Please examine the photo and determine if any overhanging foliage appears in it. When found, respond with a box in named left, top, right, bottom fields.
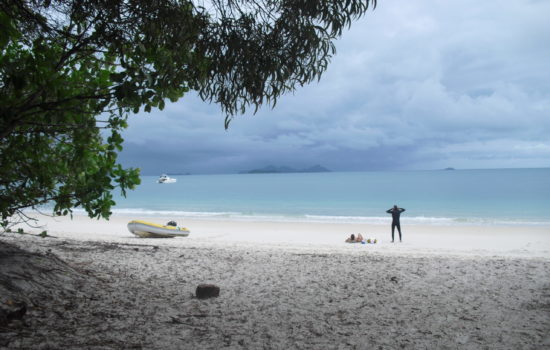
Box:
left=0, top=0, right=376, bottom=224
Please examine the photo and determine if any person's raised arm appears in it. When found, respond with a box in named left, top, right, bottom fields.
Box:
left=386, top=209, right=392, bottom=213
left=400, top=208, right=406, bottom=212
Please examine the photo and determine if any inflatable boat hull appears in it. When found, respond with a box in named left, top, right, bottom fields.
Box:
left=127, top=220, right=190, bottom=238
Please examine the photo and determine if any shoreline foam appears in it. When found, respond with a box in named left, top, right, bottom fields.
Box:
left=61, top=208, right=550, bottom=227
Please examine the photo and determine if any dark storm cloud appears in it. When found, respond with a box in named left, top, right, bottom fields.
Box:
left=119, top=0, right=550, bottom=174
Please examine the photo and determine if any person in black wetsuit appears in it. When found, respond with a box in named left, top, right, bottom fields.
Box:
left=386, top=205, right=405, bottom=242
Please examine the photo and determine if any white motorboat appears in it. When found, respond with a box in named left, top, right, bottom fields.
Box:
left=127, top=220, right=190, bottom=238
left=157, top=174, right=176, bottom=183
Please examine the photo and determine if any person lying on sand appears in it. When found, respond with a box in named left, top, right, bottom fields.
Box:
left=345, top=233, right=364, bottom=243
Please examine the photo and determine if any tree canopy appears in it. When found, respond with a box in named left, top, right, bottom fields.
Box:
left=0, top=0, right=376, bottom=225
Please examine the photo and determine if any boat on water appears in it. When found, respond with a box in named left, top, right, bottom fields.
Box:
left=157, top=174, right=176, bottom=183
left=127, top=220, right=190, bottom=238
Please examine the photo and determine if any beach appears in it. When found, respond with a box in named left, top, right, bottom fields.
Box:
left=1, top=214, right=549, bottom=349
left=10, top=214, right=550, bottom=257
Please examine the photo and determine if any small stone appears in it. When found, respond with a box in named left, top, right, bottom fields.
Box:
left=196, top=284, right=220, bottom=299
left=0, top=307, right=8, bottom=326
left=0, top=300, right=27, bottom=325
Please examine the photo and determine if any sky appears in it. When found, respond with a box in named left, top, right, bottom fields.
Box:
left=119, top=0, right=550, bottom=175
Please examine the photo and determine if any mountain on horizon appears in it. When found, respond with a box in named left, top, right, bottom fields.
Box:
left=242, top=164, right=330, bottom=174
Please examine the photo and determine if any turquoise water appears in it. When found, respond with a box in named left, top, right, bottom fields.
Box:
left=109, top=168, right=550, bottom=226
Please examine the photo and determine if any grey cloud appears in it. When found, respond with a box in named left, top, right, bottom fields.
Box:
left=118, top=0, right=550, bottom=174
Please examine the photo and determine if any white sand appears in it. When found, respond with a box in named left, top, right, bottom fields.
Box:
left=1, top=214, right=549, bottom=349
left=16, top=214, right=550, bottom=258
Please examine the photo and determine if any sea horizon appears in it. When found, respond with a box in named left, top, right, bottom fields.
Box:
left=140, top=166, right=550, bottom=176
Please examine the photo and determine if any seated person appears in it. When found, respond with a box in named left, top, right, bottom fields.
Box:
left=345, top=233, right=364, bottom=243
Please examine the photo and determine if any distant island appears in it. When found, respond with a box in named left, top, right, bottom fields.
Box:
left=443, top=167, right=456, bottom=171
left=242, top=165, right=330, bottom=174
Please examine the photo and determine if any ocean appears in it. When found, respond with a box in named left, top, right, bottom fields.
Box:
left=108, top=168, right=550, bottom=226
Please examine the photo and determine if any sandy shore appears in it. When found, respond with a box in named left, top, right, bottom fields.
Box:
left=12, top=214, right=550, bottom=257
left=1, top=215, right=549, bottom=349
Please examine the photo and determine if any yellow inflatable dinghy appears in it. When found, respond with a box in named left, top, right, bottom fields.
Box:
left=127, top=220, right=190, bottom=238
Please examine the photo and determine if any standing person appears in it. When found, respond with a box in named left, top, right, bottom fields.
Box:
left=386, top=205, right=405, bottom=242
